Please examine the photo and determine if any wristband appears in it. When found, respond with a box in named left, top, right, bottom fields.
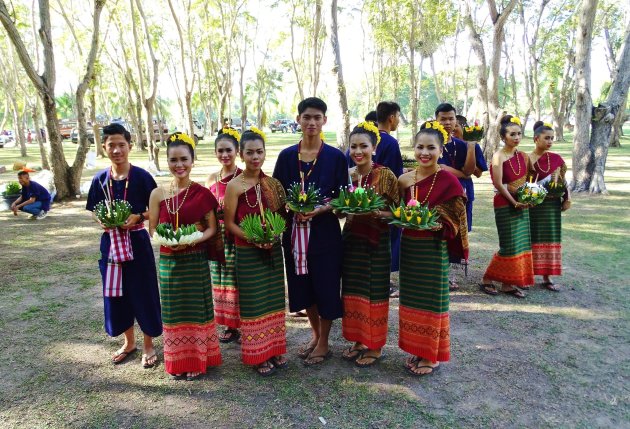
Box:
left=136, top=212, right=146, bottom=224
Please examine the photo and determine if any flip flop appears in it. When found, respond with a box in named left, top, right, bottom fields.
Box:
left=542, top=281, right=560, bottom=292
left=186, top=372, right=204, bottom=381
left=404, top=356, right=420, bottom=370
left=219, top=328, right=241, bottom=344
left=297, top=344, right=316, bottom=359
left=341, top=346, right=367, bottom=361
left=169, top=373, right=186, bottom=381
left=303, top=350, right=333, bottom=367
left=255, top=361, right=277, bottom=377
left=479, top=283, right=498, bottom=296
left=449, top=280, right=460, bottom=291
left=406, top=363, right=441, bottom=377
left=355, top=353, right=383, bottom=368
left=270, top=355, right=288, bottom=369
left=289, top=310, right=308, bottom=317
left=502, top=288, right=526, bottom=299
left=112, top=347, right=138, bottom=365
left=142, top=351, right=158, bottom=368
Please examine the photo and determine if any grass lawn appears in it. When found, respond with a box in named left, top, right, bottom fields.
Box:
left=0, top=129, right=629, bottom=428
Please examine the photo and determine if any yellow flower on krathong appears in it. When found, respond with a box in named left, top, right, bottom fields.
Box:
left=405, top=213, right=413, bottom=222
left=393, top=207, right=401, bottom=218
left=465, top=126, right=472, bottom=132
left=475, top=125, right=482, bottom=131
left=510, top=117, right=522, bottom=126
left=298, top=192, right=307, bottom=203
left=345, top=199, right=350, bottom=205
left=416, top=216, right=422, bottom=224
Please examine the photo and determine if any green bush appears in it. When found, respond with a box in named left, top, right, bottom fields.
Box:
left=2, top=182, right=21, bottom=197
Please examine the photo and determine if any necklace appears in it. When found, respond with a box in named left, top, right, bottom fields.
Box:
left=356, top=163, right=373, bottom=188
left=413, top=166, right=440, bottom=205
left=297, top=140, right=324, bottom=191
left=218, top=166, right=240, bottom=185
left=537, top=152, right=551, bottom=173
left=215, top=167, right=241, bottom=209
left=164, top=180, right=193, bottom=215
left=107, top=165, right=131, bottom=202
left=241, top=173, right=262, bottom=209
left=504, top=149, right=522, bottom=176
left=443, top=140, right=456, bottom=165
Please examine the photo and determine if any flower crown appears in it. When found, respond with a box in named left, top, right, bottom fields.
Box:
left=509, top=117, right=522, bottom=126
left=423, top=120, right=449, bottom=144
left=356, top=121, right=381, bottom=145
left=249, top=126, right=266, bottom=142
left=220, top=127, right=241, bottom=142
left=543, top=122, right=553, bottom=128
left=169, top=132, right=195, bottom=150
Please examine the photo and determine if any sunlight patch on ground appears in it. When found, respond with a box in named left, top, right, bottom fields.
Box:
left=452, top=302, right=619, bottom=320
left=342, top=378, right=424, bottom=402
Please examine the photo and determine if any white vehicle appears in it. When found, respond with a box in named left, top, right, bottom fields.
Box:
left=192, top=119, right=204, bottom=141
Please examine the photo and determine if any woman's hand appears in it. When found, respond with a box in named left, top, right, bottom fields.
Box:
left=430, top=222, right=443, bottom=231
left=255, top=242, right=274, bottom=250
left=561, top=200, right=572, bottom=212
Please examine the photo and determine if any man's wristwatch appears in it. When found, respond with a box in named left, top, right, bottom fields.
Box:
left=136, top=212, right=146, bottom=224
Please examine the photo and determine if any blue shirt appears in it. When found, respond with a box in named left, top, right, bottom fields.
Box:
left=273, top=143, right=349, bottom=254
left=346, top=130, right=404, bottom=177
left=20, top=180, right=51, bottom=211
left=437, top=137, right=488, bottom=202
left=86, top=165, right=157, bottom=214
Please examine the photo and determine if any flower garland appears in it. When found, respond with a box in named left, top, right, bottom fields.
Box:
left=423, top=120, right=449, bottom=144
left=249, top=126, right=266, bottom=142
left=169, top=132, right=196, bottom=150
left=509, top=117, right=522, bottom=126
left=356, top=121, right=381, bottom=145
left=220, top=127, right=241, bottom=142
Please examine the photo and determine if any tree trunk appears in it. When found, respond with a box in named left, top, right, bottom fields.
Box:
left=312, top=0, right=323, bottom=96
left=409, top=7, right=418, bottom=138
left=570, top=0, right=599, bottom=192
left=430, top=53, right=443, bottom=103
left=289, top=4, right=304, bottom=100
left=330, top=0, right=349, bottom=151
left=32, top=103, right=50, bottom=170
left=11, top=98, right=27, bottom=157
left=609, top=91, right=627, bottom=147
left=90, top=90, right=105, bottom=157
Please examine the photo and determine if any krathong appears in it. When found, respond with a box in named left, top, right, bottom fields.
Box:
left=239, top=209, right=286, bottom=244
left=516, top=182, right=547, bottom=206
left=286, top=182, right=322, bottom=213
left=387, top=200, right=441, bottom=230
left=153, top=223, right=203, bottom=246
left=463, top=125, right=484, bottom=141
left=331, top=185, right=385, bottom=214
left=94, top=199, right=133, bottom=228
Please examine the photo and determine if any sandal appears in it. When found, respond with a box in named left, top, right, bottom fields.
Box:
left=219, top=328, right=241, bottom=344
left=270, top=355, right=288, bottom=369
left=303, top=350, right=333, bottom=367
left=186, top=372, right=203, bottom=381
left=502, top=288, right=526, bottom=299
left=542, top=281, right=560, bottom=292
left=342, top=345, right=367, bottom=361
left=255, top=360, right=277, bottom=377
left=449, top=280, right=460, bottom=292
left=404, top=355, right=420, bottom=370
left=355, top=352, right=383, bottom=368
left=479, top=283, right=498, bottom=296
left=112, top=347, right=138, bottom=365
left=141, top=351, right=158, bottom=368
left=406, top=362, right=441, bottom=377
left=297, top=344, right=316, bottom=359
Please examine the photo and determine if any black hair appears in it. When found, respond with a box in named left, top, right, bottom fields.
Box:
left=456, top=115, right=468, bottom=128
left=376, top=101, right=401, bottom=123
left=239, top=130, right=265, bottom=152
left=349, top=124, right=378, bottom=146
left=102, top=123, right=131, bottom=144
left=17, top=170, right=29, bottom=177
left=297, top=97, right=327, bottom=115
left=364, top=111, right=378, bottom=123
left=166, top=132, right=195, bottom=158
left=533, top=120, right=553, bottom=137
left=434, top=103, right=456, bottom=118
left=215, top=128, right=239, bottom=149
left=499, top=115, right=521, bottom=138
left=415, top=122, right=446, bottom=147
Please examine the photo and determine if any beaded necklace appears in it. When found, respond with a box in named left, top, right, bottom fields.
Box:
left=164, top=179, right=193, bottom=230
left=241, top=173, right=262, bottom=209
left=215, top=167, right=242, bottom=208
left=504, top=149, right=522, bottom=176
left=297, top=140, right=324, bottom=192
left=536, top=152, right=551, bottom=173
left=107, top=165, right=131, bottom=202
left=355, top=163, right=373, bottom=188
left=413, top=166, right=441, bottom=205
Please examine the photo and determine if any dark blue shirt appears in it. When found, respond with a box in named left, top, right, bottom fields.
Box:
left=86, top=165, right=157, bottom=214
left=437, top=137, right=488, bottom=202
left=346, top=130, right=404, bottom=177
left=273, top=143, right=349, bottom=254
left=20, top=180, right=51, bottom=211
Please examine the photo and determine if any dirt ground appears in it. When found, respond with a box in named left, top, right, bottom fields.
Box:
left=1, top=184, right=628, bottom=429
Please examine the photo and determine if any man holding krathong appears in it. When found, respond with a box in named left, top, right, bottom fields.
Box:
left=273, top=97, right=348, bottom=366
left=86, top=123, right=162, bottom=368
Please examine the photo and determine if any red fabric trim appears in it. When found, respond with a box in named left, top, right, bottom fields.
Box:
left=399, top=305, right=450, bottom=363
left=342, top=295, right=389, bottom=349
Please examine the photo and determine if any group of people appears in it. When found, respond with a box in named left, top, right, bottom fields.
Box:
left=85, top=97, right=570, bottom=381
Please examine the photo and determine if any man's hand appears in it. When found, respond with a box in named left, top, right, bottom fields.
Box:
left=296, top=205, right=329, bottom=222
left=121, top=214, right=142, bottom=230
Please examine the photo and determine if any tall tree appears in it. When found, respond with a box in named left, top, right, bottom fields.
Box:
left=330, top=0, right=349, bottom=151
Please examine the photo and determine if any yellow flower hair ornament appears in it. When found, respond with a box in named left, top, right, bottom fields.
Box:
left=422, top=120, right=449, bottom=144
left=169, top=132, right=196, bottom=150
left=221, top=127, right=241, bottom=142
left=249, top=126, right=266, bottom=142
left=543, top=122, right=553, bottom=128
left=509, top=117, right=522, bottom=126
left=319, top=131, right=325, bottom=141
left=356, top=121, right=381, bottom=145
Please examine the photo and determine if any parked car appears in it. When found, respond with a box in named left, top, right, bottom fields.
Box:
left=270, top=119, right=297, bottom=133
left=0, top=131, right=14, bottom=148
left=231, top=118, right=253, bottom=133
left=58, top=119, right=77, bottom=139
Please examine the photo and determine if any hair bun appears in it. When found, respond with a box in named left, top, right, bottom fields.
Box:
left=500, top=115, right=514, bottom=125
left=533, top=120, right=544, bottom=132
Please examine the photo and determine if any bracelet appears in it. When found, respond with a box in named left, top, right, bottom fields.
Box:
left=136, top=212, right=146, bottom=224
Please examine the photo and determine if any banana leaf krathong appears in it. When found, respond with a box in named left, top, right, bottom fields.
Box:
left=330, top=185, right=385, bottom=214
left=286, top=182, right=322, bottom=213
left=152, top=222, right=203, bottom=246
left=386, top=200, right=441, bottom=230
left=239, top=209, right=286, bottom=244
left=94, top=199, right=133, bottom=228
left=516, top=182, right=547, bottom=206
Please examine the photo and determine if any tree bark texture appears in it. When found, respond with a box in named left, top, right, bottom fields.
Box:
left=330, top=0, right=350, bottom=151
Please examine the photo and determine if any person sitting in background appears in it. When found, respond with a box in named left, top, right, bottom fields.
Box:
left=11, top=171, right=51, bottom=219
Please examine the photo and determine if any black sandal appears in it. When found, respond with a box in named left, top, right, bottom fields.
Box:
left=479, top=283, right=498, bottom=296
left=270, top=355, right=288, bottom=369
left=219, top=328, right=241, bottom=344
left=255, top=360, right=277, bottom=377
left=502, top=288, right=526, bottom=299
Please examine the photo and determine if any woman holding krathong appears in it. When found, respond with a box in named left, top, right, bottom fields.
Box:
left=206, top=128, right=243, bottom=344
left=224, top=128, right=288, bottom=377
left=480, top=115, right=534, bottom=298
left=149, top=132, right=223, bottom=381
left=396, top=121, right=468, bottom=377
left=339, top=122, right=399, bottom=368
left=527, top=121, right=571, bottom=292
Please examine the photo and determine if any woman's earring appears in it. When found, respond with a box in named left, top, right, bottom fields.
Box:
left=372, top=151, right=376, bottom=156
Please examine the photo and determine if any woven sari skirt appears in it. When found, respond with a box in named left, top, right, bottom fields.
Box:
left=211, top=224, right=240, bottom=329
left=235, top=244, right=286, bottom=365
left=341, top=228, right=390, bottom=350
left=484, top=206, right=534, bottom=286
left=399, top=234, right=450, bottom=363
left=159, top=249, right=222, bottom=375
left=529, top=198, right=562, bottom=276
